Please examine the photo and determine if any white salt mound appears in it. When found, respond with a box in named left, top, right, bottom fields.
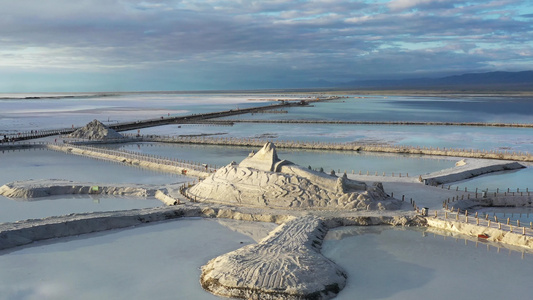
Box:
left=69, top=119, right=123, bottom=140
left=189, top=142, right=400, bottom=210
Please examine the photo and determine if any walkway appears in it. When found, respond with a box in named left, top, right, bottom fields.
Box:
left=1, top=101, right=307, bottom=142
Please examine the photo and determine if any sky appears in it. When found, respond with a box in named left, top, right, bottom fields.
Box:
left=1, top=0, right=532, bottom=92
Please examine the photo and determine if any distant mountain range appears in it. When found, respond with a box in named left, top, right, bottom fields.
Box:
left=331, top=71, right=533, bottom=90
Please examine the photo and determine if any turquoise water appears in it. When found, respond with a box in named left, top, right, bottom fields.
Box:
left=477, top=208, right=533, bottom=224
left=449, top=167, right=533, bottom=193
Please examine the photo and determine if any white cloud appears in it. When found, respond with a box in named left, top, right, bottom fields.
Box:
left=0, top=0, right=531, bottom=91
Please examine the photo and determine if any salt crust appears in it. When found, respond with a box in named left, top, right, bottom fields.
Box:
left=68, top=119, right=123, bottom=140
left=189, top=143, right=401, bottom=211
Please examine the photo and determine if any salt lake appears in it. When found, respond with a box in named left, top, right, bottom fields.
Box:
left=2, top=92, right=533, bottom=299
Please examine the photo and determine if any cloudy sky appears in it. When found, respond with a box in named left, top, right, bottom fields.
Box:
left=1, top=0, right=532, bottom=92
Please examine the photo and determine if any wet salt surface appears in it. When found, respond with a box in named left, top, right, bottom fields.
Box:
left=322, top=226, right=533, bottom=300
left=0, top=93, right=274, bottom=133
left=0, top=218, right=256, bottom=300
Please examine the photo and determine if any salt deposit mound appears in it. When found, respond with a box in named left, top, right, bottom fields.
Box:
left=188, top=142, right=400, bottom=210
left=69, top=119, right=123, bottom=140
left=201, top=215, right=347, bottom=300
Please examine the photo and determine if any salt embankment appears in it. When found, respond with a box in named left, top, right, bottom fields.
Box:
left=188, top=143, right=401, bottom=211
left=426, top=217, right=533, bottom=250
left=47, top=144, right=210, bottom=178
left=0, top=206, right=202, bottom=251
left=201, top=215, right=347, bottom=300
left=0, top=179, right=180, bottom=206
left=143, top=135, right=533, bottom=162
left=0, top=197, right=422, bottom=251
left=421, top=158, right=525, bottom=186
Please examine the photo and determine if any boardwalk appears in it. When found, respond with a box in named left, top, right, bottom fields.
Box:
left=1, top=101, right=307, bottom=142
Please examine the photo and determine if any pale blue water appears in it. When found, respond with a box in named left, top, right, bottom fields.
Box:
left=323, top=226, right=533, bottom=300
left=2, top=92, right=533, bottom=299
left=0, top=218, right=255, bottom=300
left=0, top=148, right=184, bottom=185
left=0, top=195, right=162, bottom=224
left=477, top=208, right=533, bottom=224
left=0, top=148, right=186, bottom=222
left=236, top=95, right=533, bottom=123
left=448, top=167, right=533, bottom=193
left=2, top=219, right=531, bottom=300
left=99, top=143, right=455, bottom=175
left=128, top=122, right=533, bottom=153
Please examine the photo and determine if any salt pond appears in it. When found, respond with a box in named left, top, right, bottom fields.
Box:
left=0, top=149, right=185, bottom=223
left=0, top=218, right=260, bottom=300
left=128, top=122, right=533, bottom=153
left=239, top=95, right=533, bottom=123
left=322, top=226, right=533, bottom=300
left=2, top=92, right=533, bottom=299
left=448, top=166, right=533, bottom=193
left=2, top=220, right=531, bottom=300
left=100, top=143, right=455, bottom=176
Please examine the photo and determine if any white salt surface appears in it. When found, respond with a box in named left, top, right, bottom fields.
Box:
left=0, top=218, right=259, bottom=300
left=322, top=226, right=533, bottom=300
left=0, top=93, right=273, bottom=132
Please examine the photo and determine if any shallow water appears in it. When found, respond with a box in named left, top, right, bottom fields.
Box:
left=476, top=207, right=533, bottom=224
left=240, top=95, right=533, bottom=123
left=0, top=148, right=185, bottom=185
left=0, top=195, right=162, bottom=224
left=2, top=92, right=533, bottom=299
left=0, top=218, right=256, bottom=300
left=322, top=226, right=533, bottom=300
left=127, top=121, right=533, bottom=153
left=448, top=167, right=533, bottom=193
left=100, top=142, right=455, bottom=176
left=3, top=221, right=531, bottom=300
left=0, top=148, right=186, bottom=222
left=0, top=93, right=274, bottom=133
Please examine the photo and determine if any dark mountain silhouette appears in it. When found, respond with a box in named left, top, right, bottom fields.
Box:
left=336, top=71, right=533, bottom=90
